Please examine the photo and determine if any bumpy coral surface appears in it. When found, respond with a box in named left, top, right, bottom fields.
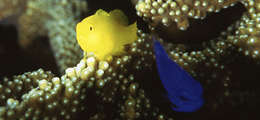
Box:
left=0, top=0, right=259, bottom=120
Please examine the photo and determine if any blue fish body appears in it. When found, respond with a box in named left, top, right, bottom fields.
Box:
left=153, top=38, right=204, bottom=112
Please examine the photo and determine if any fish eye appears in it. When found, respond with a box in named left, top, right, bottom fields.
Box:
left=90, top=26, right=93, bottom=31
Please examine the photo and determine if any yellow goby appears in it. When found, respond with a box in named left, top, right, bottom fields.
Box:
left=76, top=9, right=138, bottom=60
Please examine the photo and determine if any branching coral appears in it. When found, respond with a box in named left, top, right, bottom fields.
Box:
left=0, top=0, right=26, bottom=20
left=16, top=0, right=87, bottom=73
left=0, top=0, right=259, bottom=120
left=1, top=0, right=87, bottom=73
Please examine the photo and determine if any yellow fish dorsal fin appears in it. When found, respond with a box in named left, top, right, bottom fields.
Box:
left=95, top=9, right=110, bottom=17
left=109, top=9, right=128, bottom=25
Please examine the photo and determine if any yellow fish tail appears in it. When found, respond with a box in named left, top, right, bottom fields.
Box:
left=113, top=22, right=137, bottom=56
left=127, top=22, right=138, bottom=43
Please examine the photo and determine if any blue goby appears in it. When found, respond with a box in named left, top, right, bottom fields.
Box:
left=153, top=38, right=204, bottom=112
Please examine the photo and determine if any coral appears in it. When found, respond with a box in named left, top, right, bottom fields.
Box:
left=0, top=0, right=26, bottom=20
left=17, top=0, right=87, bottom=73
left=42, top=0, right=87, bottom=73
left=134, top=0, right=240, bottom=30
left=229, top=7, right=260, bottom=58
left=1, top=0, right=87, bottom=73
left=0, top=0, right=259, bottom=120
left=0, top=30, right=172, bottom=119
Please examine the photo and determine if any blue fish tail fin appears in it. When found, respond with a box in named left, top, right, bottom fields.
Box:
left=153, top=37, right=204, bottom=112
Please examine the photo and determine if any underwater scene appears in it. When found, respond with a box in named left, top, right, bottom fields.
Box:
left=0, top=0, right=259, bottom=119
